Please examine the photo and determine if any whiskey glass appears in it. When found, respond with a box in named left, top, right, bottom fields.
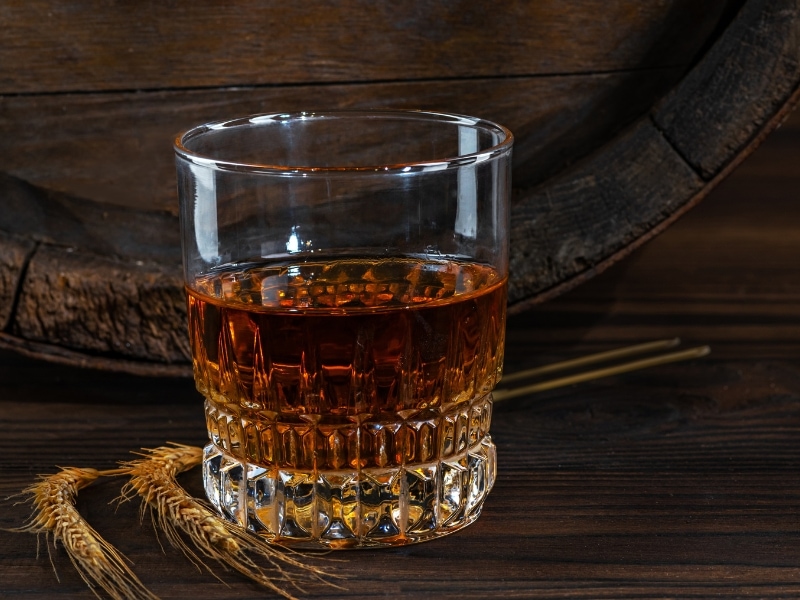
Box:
left=175, top=110, right=512, bottom=548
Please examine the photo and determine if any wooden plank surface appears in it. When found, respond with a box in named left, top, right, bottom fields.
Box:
left=1, top=103, right=798, bottom=598
left=4, top=0, right=797, bottom=372
left=0, top=232, right=35, bottom=330
left=653, top=0, right=800, bottom=178
left=508, top=118, right=704, bottom=307
left=0, top=70, right=683, bottom=213
left=12, top=245, right=189, bottom=363
left=0, top=0, right=730, bottom=94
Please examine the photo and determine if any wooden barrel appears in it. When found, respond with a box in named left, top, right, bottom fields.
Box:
left=1, top=0, right=798, bottom=376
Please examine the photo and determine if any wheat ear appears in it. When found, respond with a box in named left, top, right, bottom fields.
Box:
left=12, top=466, right=158, bottom=600
left=118, top=443, right=340, bottom=600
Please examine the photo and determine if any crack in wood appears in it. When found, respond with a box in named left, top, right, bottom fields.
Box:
left=648, top=113, right=706, bottom=182
left=3, top=240, right=40, bottom=336
left=0, top=65, right=693, bottom=99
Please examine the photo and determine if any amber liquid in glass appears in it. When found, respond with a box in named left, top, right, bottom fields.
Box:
left=189, top=257, right=505, bottom=545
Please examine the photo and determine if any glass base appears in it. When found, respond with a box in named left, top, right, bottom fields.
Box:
left=202, top=435, right=496, bottom=549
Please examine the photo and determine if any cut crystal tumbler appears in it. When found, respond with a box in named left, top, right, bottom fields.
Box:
left=175, top=110, right=512, bottom=547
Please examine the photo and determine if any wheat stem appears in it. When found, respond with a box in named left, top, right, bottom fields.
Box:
left=118, top=443, right=341, bottom=600
left=12, top=466, right=158, bottom=600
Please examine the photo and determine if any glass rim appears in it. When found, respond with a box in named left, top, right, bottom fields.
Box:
left=174, top=109, right=514, bottom=176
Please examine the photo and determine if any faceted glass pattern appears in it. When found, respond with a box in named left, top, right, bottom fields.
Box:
left=205, top=393, right=493, bottom=470
left=204, top=434, right=496, bottom=548
left=177, top=111, right=512, bottom=548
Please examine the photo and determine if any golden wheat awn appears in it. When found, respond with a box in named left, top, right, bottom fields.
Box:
left=119, top=443, right=340, bottom=600
left=13, top=466, right=158, bottom=600
left=11, top=444, right=341, bottom=599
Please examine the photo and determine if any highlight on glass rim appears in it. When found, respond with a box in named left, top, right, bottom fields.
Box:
left=175, top=110, right=513, bottom=548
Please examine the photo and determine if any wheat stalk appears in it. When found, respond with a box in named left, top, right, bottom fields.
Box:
left=12, top=466, right=158, bottom=600
left=118, top=443, right=340, bottom=600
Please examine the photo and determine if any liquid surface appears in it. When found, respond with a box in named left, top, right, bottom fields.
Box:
left=188, top=257, right=506, bottom=419
left=189, top=257, right=505, bottom=473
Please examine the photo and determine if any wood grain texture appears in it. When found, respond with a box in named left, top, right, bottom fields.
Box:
left=506, top=116, right=800, bottom=364
left=0, top=70, right=684, bottom=371
left=508, top=119, right=704, bottom=308
left=1, top=113, right=799, bottom=598
left=653, top=0, right=800, bottom=178
left=0, top=69, right=684, bottom=213
left=0, top=231, right=35, bottom=330
left=0, top=0, right=798, bottom=373
left=0, top=173, right=180, bottom=263
left=0, top=0, right=729, bottom=94
left=506, top=0, right=800, bottom=312
left=0, top=332, right=192, bottom=377
left=12, top=245, right=189, bottom=364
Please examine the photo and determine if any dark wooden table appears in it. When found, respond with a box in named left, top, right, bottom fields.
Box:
left=2, top=113, right=799, bottom=599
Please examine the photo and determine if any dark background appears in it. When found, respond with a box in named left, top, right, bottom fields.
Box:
left=1, top=102, right=798, bottom=600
